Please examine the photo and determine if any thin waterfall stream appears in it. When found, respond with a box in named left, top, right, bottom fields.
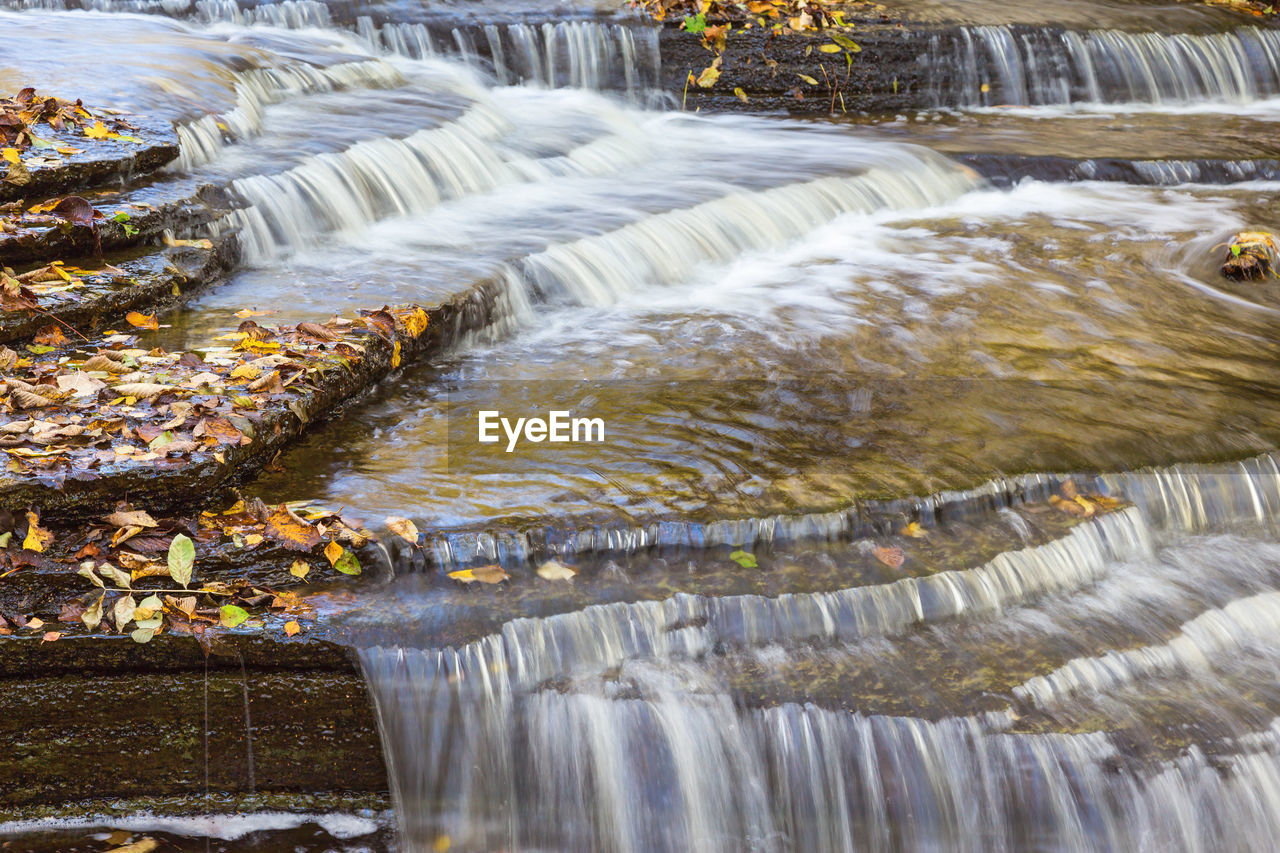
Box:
left=3, top=0, right=1280, bottom=850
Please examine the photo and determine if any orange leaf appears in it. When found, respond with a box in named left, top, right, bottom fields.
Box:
left=284, top=620, right=301, bottom=636
left=125, top=311, right=159, bottom=330
left=872, top=546, right=905, bottom=569
left=264, top=505, right=322, bottom=551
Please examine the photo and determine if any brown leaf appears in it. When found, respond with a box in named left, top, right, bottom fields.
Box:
left=105, top=509, right=158, bottom=529
left=51, top=195, right=100, bottom=227
left=194, top=416, right=247, bottom=446
left=297, top=321, right=340, bottom=342
left=265, top=505, right=322, bottom=551
left=32, top=324, right=67, bottom=346
left=113, top=382, right=172, bottom=400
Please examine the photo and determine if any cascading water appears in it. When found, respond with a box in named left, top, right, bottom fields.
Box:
left=927, top=25, right=1280, bottom=106
left=361, top=462, right=1280, bottom=852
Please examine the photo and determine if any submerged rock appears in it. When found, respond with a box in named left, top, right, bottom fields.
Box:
left=1221, top=230, right=1278, bottom=281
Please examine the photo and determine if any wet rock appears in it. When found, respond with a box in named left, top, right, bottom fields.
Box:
left=0, top=116, right=179, bottom=205
left=0, top=179, right=230, bottom=265
left=1221, top=231, right=1278, bottom=281
left=0, top=276, right=512, bottom=522
left=0, top=236, right=238, bottom=344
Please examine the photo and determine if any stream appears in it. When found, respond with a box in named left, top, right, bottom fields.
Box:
left=4, top=0, right=1280, bottom=850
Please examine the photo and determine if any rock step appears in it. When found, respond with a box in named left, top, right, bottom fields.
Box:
left=0, top=116, right=179, bottom=205
left=1, top=179, right=230, bottom=266
left=0, top=238, right=237, bottom=345
left=0, top=276, right=510, bottom=522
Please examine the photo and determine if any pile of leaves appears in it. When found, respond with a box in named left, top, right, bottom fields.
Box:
left=632, top=0, right=846, bottom=28
left=0, top=497, right=374, bottom=642
left=3, top=88, right=143, bottom=186
left=633, top=0, right=872, bottom=105
left=0, top=304, right=430, bottom=488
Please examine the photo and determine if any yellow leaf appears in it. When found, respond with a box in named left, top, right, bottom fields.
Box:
left=284, top=620, right=301, bottom=636
left=797, top=73, right=819, bottom=85
left=324, top=539, right=343, bottom=565
left=84, top=120, right=110, bottom=140
left=391, top=340, right=402, bottom=368
left=448, top=564, right=510, bottom=584
left=900, top=522, right=927, bottom=538
left=385, top=515, right=419, bottom=544
left=1, top=148, right=19, bottom=164
left=400, top=307, right=429, bottom=338
left=289, top=560, right=311, bottom=579
left=23, top=511, right=52, bottom=553
left=733, top=87, right=749, bottom=103
left=125, top=311, right=159, bottom=331
left=696, top=65, right=721, bottom=88
left=819, top=43, right=842, bottom=53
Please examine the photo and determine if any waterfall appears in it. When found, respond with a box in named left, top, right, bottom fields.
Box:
left=1015, top=589, right=1280, bottom=709
left=927, top=25, right=1280, bottom=106
left=195, top=0, right=331, bottom=28
left=514, top=163, right=980, bottom=307
left=174, top=59, right=405, bottom=170
left=362, top=645, right=1280, bottom=852
left=358, top=17, right=661, bottom=96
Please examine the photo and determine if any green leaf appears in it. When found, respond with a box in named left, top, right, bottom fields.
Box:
left=26, top=344, right=55, bottom=355
left=729, top=549, right=758, bottom=568
left=219, top=604, right=249, bottom=628
left=168, top=533, right=195, bottom=588
left=1232, top=244, right=1242, bottom=257
left=830, top=34, right=861, bottom=52
left=149, top=430, right=174, bottom=450
left=111, top=211, right=131, bottom=223
left=682, top=12, right=707, bottom=34
left=334, top=548, right=362, bottom=576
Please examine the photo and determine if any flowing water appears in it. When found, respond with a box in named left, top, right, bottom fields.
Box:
left=5, top=0, right=1280, bottom=850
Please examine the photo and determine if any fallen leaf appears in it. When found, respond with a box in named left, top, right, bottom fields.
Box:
left=385, top=515, right=418, bottom=544
left=448, top=564, right=508, bottom=584
left=113, top=594, right=136, bottom=630
left=106, top=509, right=158, bottom=529
left=167, top=532, right=195, bottom=588
left=333, top=548, right=361, bottom=576
left=873, top=546, right=905, bottom=569
left=41, top=631, right=61, bottom=642
left=22, top=511, right=52, bottom=552
left=219, top=604, right=249, bottom=628
left=900, top=522, right=927, bottom=538
left=81, top=591, right=104, bottom=630
left=289, top=559, right=310, bottom=579
left=324, top=539, right=343, bottom=565
left=125, top=311, right=159, bottom=330
left=284, top=620, right=301, bottom=636
left=536, top=559, right=576, bottom=581
left=729, top=549, right=757, bottom=568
